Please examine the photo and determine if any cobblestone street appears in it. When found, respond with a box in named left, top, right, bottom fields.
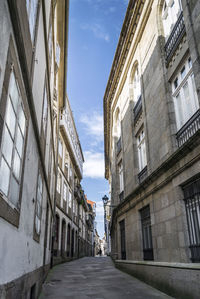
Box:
left=40, top=257, right=173, bottom=299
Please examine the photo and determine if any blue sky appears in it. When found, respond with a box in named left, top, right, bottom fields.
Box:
left=67, top=0, right=128, bottom=238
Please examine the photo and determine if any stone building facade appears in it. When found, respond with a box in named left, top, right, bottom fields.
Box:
left=53, top=95, right=82, bottom=262
left=0, top=0, right=69, bottom=297
left=104, top=0, right=200, bottom=297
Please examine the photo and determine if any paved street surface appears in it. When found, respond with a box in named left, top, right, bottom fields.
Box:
left=40, top=257, right=173, bottom=299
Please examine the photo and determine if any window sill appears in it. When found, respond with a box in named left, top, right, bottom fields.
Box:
left=0, top=194, right=20, bottom=227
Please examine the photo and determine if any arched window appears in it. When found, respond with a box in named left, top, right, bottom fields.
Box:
left=67, top=223, right=71, bottom=257
left=114, top=108, right=121, bottom=138
left=55, top=214, right=60, bottom=243
left=162, top=0, right=182, bottom=40
left=61, top=220, right=66, bottom=256
left=133, top=66, right=141, bottom=102
left=54, top=214, right=60, bottom=256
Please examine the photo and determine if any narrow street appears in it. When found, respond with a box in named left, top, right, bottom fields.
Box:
left=40, top=257, right=172, bottom=299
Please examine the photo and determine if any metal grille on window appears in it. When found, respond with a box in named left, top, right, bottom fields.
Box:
left=119, top=219, right=126, bottom=260
left=183, top=179, right=200, bottom=262
left=140, top=205, right=154, bottom=260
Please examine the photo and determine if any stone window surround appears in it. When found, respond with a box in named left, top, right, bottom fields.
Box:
left=0, top=37, right=29, bottom=228
left=171, top=54, right=199, bottom=132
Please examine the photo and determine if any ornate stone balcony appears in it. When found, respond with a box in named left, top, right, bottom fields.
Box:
left=164, top=11, right=186, bottom=65
left=176, top=109, right=200, bottom=147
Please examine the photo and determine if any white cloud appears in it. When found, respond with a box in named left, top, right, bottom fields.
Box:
left=95, top=200, right=104, bottom=216
left=80, top=111, right=103, bottom=143
left=83, top=151, right=104, bottom=179
left=80, top=23, right=110, bottom=42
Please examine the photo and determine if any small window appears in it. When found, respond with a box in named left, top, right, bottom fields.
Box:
left=140, top=205, right=154, bottom=260
left=188, top=57, right=192, bottom=68
left=174, top=77, right=178, bottom=89
left=181, top=66, right=186, bottom=79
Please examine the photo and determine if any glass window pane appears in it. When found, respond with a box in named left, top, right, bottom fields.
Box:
left=190, top=74, right=199, bottom=111
left=174, top=93, right=184, bottom=129
left=37, top=185, right=42, bottom=203
left=16, top=126, right=24, bottom=158
left=5, top=98, right=16, bottom=139
left=2, top=126, right=14, bottom=166
left=9, top=74, right=19, bottom=112
left=183, top=82, right=192, bottom=121
left=10, top=175, right=19, bottom=207
left=19, top=105, right=26, bottom=136
left=35, top=215, right=41, bottom=234
left=13, top=150, right=21, bottom=180
left=38, top=173, right=43, bottom=194
left=0, top=158, right=10, bottom=196
left=36, top=200, right=41, bottom=218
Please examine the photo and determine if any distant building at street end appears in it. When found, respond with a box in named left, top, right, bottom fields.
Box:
left=86, top=199, right=96, bottom=256
left=94, top=227, right=101, bottom=256
left=104, top=0, right=200, bottom=298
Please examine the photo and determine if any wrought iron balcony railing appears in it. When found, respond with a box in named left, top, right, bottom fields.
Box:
left=176, top=109, right=200, bottom=147
left=116, top=136, right=122, bottom=155
left=164, top=11, right=186, bottom=65
left=138, top=165, right=147, bottom=184
left=133, top=95, right=142, bottom=123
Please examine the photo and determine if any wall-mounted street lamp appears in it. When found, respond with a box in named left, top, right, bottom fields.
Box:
left=102, top=195, right=109, bottom=205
